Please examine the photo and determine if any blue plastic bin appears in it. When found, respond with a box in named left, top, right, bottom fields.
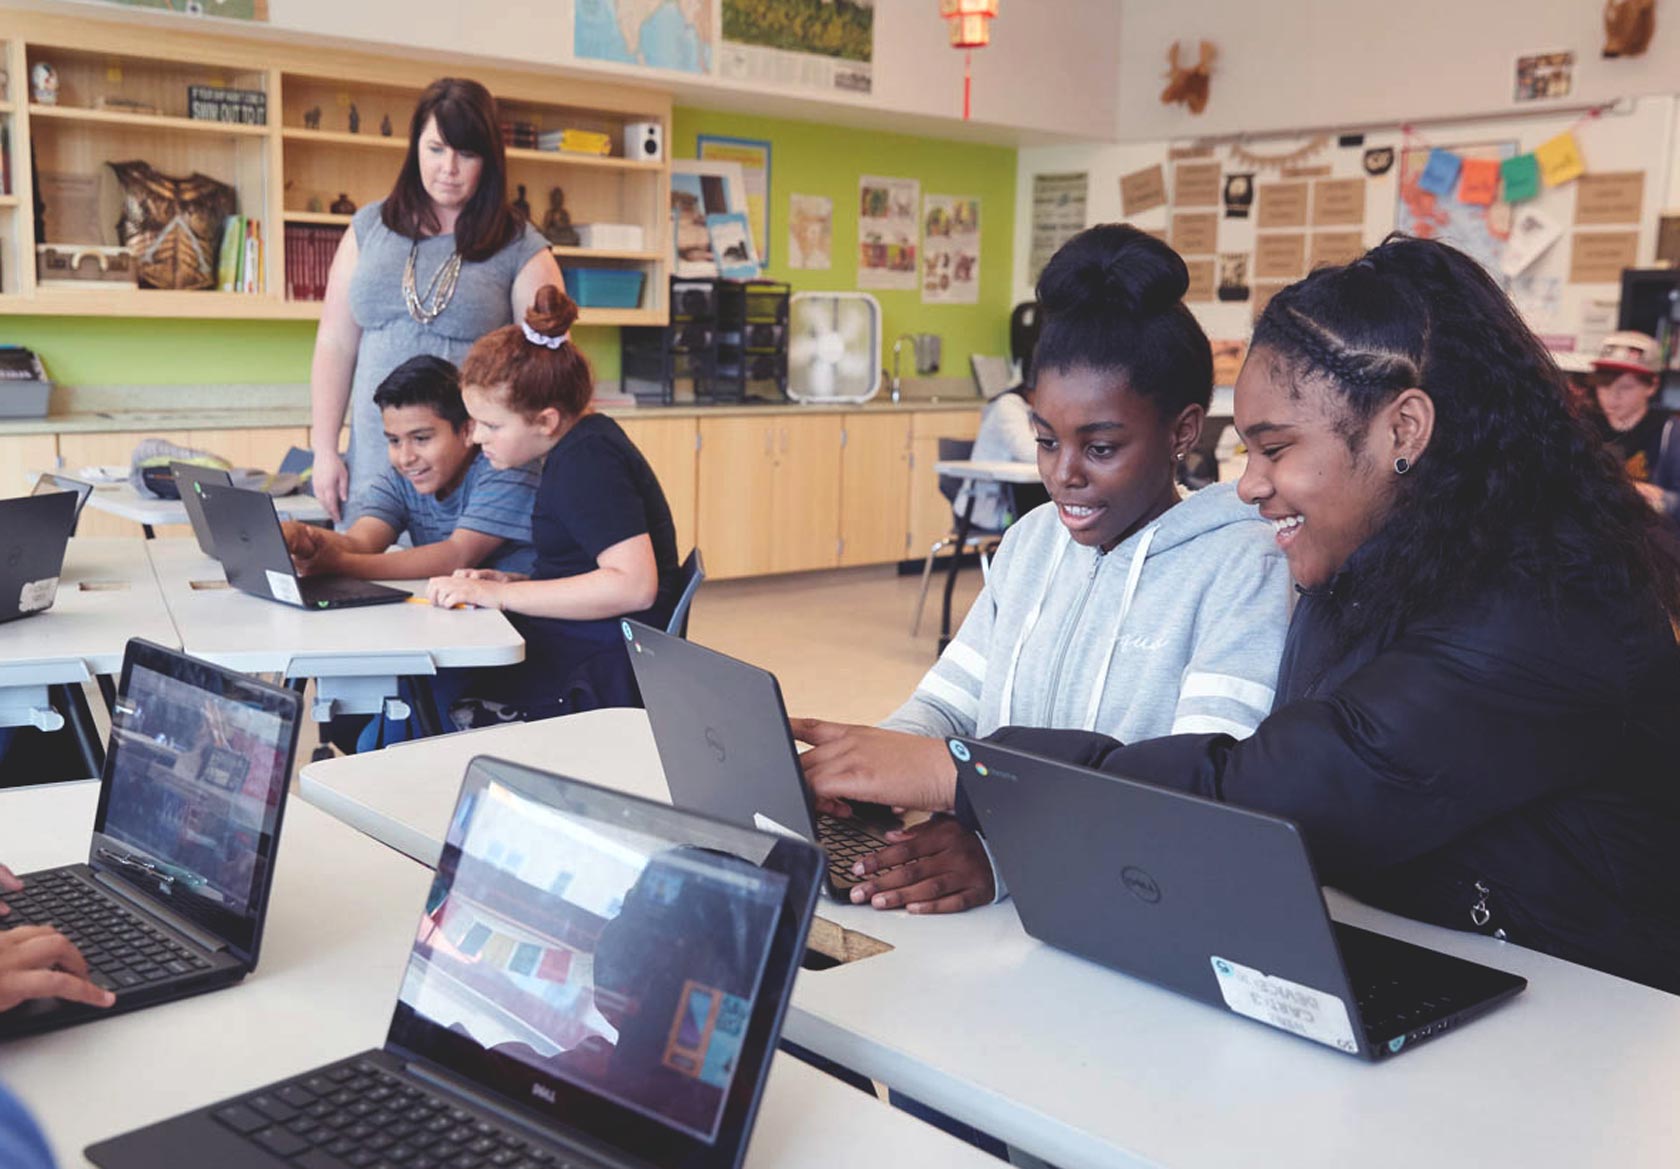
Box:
left=562, top=267, right=646, bottom=309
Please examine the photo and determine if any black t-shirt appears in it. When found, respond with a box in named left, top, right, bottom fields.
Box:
left=1597, top=407, right=1671, bottom=483
left=531, top=413, right=681, bottom=630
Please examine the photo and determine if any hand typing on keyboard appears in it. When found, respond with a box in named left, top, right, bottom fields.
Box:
left=844, top=818, right=996, bottom=916
left=0, top=911, right=117, bottom=1013
left=0, top=863, right=20, bottom=917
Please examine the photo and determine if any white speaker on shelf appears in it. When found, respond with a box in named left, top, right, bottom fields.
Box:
left=625, top=122, right=663, bottom=162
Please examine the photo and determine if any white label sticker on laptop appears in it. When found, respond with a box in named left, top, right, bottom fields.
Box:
left=752, top=812, right=812, bottom=843
left=19, top=577, right=58, bottom=612
left=1211, top=956, right=1359, bottom=1054
left=265, top=569, right=303, bottom=606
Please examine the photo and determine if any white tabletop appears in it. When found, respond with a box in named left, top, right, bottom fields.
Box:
left=0, top=539, right=178, bottom=677
left=145, top=539, right=524, bottom=676
left=933, top=459, right=1041, bottom=484
left=0, top=781, right=998, bottom=1169
left=77, top=479, right=330, bottom=527
left=299, top=709, right=1680, bottom=1169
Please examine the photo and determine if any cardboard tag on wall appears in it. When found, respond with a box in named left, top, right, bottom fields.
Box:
left=1308, top=232, right=1365, bottom=269
left=1184, top=257, right=1217, bottom=302
left=1172, top=211, right=1219, bottom=255
left=1310, top=178, right=1366, bottom=227
left=1573, top=171, right=1644, bottom=225
left=1121, top=165, right=1168, bottom=216
left=1257, top=182, right=1309, bottom=229
left=1174, top=161, right=1222, bottom=208
left=1568, top=230, right=1639, bottom=283
left=1255, top=233, right=1306, bottom=279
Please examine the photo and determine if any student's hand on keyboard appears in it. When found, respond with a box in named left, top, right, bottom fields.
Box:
left=425, top=572, right=503, bottom=611
left=282, top=522, right=335, bottom=576
left=846, top=819, right=995, bottom=914
left=790, top=720, right=958, bottom=814
left=0, top=864, right=19, bottom=916
left=0, top=925, right=117, bottom=1012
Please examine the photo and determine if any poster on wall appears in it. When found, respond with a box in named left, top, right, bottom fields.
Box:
left=858, top=175, right=919, bottom=291
left=1030, top=172, right=1087, bottom=284
left=698, top=135, right=772, bottom=264
left=788, top=194, right=833, bottom=270
left=574, top=0, right=715, bottom=74
left=671, top=159, right=750, bottom=278
left=922, top=195, right=981, bottom=305
left=1396, top=141, right=1516, bottom=283
left=99, top=0, right=267, bottom=17
left=1513, top=51, right=1573, bottom=102
left=720, top=0, right=872, bottom=95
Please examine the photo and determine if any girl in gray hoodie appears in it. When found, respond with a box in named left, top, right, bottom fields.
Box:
left=795, top=225, right=1293, bottom=913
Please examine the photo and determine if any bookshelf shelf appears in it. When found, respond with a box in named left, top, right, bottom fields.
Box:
left=268, top=301, right=664, bottom=327
left=28, top=104, right=270, bottom=137
left=281, top=128, right=406, bottom=150
left=0, top=288, right=319, bottom=319
left=282, top=211, right=352, bottom=226
left=505, top=146, right=662, bottom=172
left=552, top=246, right=664, bottom=262
left=0, top=195, right=20, bottom=208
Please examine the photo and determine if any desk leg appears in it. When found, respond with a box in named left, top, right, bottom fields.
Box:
left=141, top=524, right=155, bottom=540
left=938, top=495, right=978, bottom=654
left=51, top=683, right=105, bottom=780
left=288, top=677, right=336, bottom=762
left=409, top=676, right=444, bottom=739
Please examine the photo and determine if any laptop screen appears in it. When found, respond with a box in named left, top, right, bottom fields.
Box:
left=387, top=757, right=821, bottom=1167
left=31, top=472, right=93, bottom=521
left=90, top=640, right=301, bottom=964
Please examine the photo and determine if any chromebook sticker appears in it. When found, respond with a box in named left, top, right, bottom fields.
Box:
left=1211, top=956, right=1358, bottom=1053
left=265, top=570, right=303, bottom=606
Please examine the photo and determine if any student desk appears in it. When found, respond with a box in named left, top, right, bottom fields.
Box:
left=78, top=479, right=330, bottom=538
left=930, top=459, right=1040, bottom=651
left=0, top=539, right=178, bottom=777
left=299, top=708, right=1680, bottom=1169
left=145, top=539, right=524, bottom=737
left=0, top=781, right=1001, bottom=1169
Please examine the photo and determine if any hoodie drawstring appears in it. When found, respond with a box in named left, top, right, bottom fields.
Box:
left=995, top=534, right=1071, bottom=726
left=1080, top=524, right=1156, bottom=731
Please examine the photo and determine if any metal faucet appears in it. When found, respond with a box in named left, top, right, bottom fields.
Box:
left=889, top=333, right=916, bottom=404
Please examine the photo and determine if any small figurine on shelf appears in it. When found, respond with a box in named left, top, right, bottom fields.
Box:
left=540, top=186, right=580, bottom=247
left=303, top=106, right=322, bottom=130
left=348, top=103, right=360, bottom=134
left=330, top=193, right=357, bottom=215
left=510, top=183, right=531, bottom=223
left=29, top=61, right=59, bottom=105
left=306, top=195, right=324, bottom=213
left=380, top=114, right=393, bottom=137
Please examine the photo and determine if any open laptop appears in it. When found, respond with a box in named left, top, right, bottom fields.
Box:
left=87, top=756, right=824, bottom=1169
left=623, top=620, right=904, bottom=898
left=952, top=738, right=1528, bottom=1061
left=30, top=471, right=94, bottom=532
left=195, top=481, right=409, bottom=609
left=0, top=490, right=79, bottom=625
left=0, top=639, right=301, bottom=1040
left=170, top=461, right=233, bottom=558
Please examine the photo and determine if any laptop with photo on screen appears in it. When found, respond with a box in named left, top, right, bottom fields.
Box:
left=623, top=619, right=907, bottom=899
left=0, top=638, right=301, bottom=1040
left=196, top=480, right=409, bottom=609
left=951, top=738, right=1527, bottom=1062
left=0, top=490, right=79, bottom=625
left=86, top=755, right=824, bottom=1169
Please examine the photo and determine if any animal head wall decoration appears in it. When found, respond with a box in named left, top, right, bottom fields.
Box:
left=1603, top=0, right=1655, bottom=57
left=1161, top=40, right=1216, bottom=115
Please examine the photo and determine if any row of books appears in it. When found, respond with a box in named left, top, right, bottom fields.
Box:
left=216, top=216, right=266, bottom=293
left=284, top=223, right=345, bottom=302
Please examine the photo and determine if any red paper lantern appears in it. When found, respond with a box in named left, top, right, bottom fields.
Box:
left=940, top=0, right=999, bottom=118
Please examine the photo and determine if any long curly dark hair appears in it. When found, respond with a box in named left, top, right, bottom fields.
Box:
left=1252, top=233, right=1680, bottom=639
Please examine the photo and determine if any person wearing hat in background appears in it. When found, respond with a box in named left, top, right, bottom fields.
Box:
left=1551, top=349, right=1604, bottom=424
left=1591, top=331, right=1679, bottom=525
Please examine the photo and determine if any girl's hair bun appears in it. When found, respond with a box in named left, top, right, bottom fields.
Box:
left=1036, top=223, right=1188, bottom=319
left=525, top=283, right=580, bottom=338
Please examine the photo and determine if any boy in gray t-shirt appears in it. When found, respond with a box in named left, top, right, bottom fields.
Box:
left=284, top=355, right=537, bottom=577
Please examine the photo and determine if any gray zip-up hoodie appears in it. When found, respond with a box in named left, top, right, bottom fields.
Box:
left=883, top=483, right=1292, bottom=746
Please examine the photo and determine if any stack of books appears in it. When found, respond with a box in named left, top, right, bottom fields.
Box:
left=500, top=119, right=539, bottom=149
left=283, top=224, right=345, bottom=302
left=216, top=216, right=266, bottom=293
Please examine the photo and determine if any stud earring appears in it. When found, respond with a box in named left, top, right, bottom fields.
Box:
left=1394, top=456, right=1411, bottom=475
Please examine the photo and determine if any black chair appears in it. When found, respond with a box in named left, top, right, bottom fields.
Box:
left=667, top=547, right=705, bottom=639
left=910, top=438, right=1008, bottom=636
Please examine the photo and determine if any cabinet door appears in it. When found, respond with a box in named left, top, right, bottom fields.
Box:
left=616, top=416, right=698, bottom=557
left=695, top=417, right=774, bottom=581
left=907, top=409, right=983, bottom=558
left=837, top=413, right=912, bottom=566
left=0, top=434, right=61, bottom=496
left=769, top=414, right=843, bottom=575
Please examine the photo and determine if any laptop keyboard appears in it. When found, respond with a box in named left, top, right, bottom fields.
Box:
left=211, top=1059, right=604, bottom=1169
left=0, top=869, right=212, bottom=992
left=816, top=814, right=894, bottom=882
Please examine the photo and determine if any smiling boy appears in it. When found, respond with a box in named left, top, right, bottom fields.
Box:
left=284, top=355, right=537, bottom=579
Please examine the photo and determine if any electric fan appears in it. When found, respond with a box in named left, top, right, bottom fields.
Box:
left=787, top=292, right=882, bottom=403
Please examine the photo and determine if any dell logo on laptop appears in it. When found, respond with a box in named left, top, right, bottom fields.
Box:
left=704, top=726, right=726, bottom=762
left=1121, top=866, right=1162, bottom=904
left=531, top=1082, right=556, bottom=1103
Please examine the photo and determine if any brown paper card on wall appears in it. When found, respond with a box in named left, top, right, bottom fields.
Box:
left=1283, top=165, right=1332, bottom=178
left=1254, top=233, right=1306, bottom=279
left=1311, top=178, right=1366, bottom=227
left=1256, top=182, right=1309, bottom=229
left=1573, top=172, right=1644, bottom=226
left=1568, top=231, right=1640, bottom=283
left=1308, top=231, right=1365, bottom=269
left=1184, top=257, right=1217, bottom=302
left=1174, top=161, right=1222, bottom=208
left=1169, top=144, right=1214, bottom=160
left=1121, top=164, right=1168, bottom=216
left=1171, top=211, right=1219, bottom=255
left=1253, top=282, right=1291, bottom=324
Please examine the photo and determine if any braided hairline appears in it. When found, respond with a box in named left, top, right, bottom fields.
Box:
left=1265, top=305, right=1422, bottom=391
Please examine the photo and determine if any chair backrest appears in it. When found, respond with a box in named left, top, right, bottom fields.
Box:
left=937, top=437, right=976, bottom=506
left=666, top=547, right=706, bottom=638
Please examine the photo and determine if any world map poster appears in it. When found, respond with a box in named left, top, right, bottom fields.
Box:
left=575, top=0, right=715, bottom=76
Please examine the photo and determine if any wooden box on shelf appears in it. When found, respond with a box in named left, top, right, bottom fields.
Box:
left=36, top=243, right=136, bottom=285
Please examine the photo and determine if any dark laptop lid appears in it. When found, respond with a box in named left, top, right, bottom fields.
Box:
left=31, top=472, right=94, bottom=524
left=170, top=462, right=233, bottom=558
left=386, top=756, right=822, bottom=1169
left=194, top=481, right=315, bottom=605
left=0, top=491, right=78, bottom=622
left=621, top=620, right=821, bottom=846
left=89, top=639, right=301, bottom=966
left=954, top=738, right=1370, bottom=1057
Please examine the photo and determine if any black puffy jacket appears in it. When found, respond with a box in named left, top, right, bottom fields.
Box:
left=982, top=575, right=1680, bottom=994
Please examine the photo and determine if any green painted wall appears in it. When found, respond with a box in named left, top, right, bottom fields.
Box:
left=3, top=107, right=1015, bottom=392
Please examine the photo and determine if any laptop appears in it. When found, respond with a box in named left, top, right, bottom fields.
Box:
left=623, top=620, right=905, bottom=898
left=87, top=756, right=824, bottom=1169
left=170, top=461, right=233, bottom=558
left=30, top=471, right=95, bottom=531
left=0, top=639, right=301, bottom=1040
left=0, top=491, right=78, bottom=625
left=196, top=481, right=409, bottom=609
left=952, top=738, right=1528, bottom=1061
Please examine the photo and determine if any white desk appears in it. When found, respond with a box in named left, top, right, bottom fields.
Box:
left=932, top=458, right=1041, bottom=485
left=75, top=478, right=329, bottom=535
left=0, top=782, right=999, bottom=1169
left=300, top=709, right=1680, bottom=1169
left=146, top=539, right=524, bottom=728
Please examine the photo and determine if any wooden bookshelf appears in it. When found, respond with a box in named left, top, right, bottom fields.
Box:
left=28, top=104, right=270, bottom=137
left=281, top=128, right=406, bottom=151
left=282, top=211, right=352, bottom=226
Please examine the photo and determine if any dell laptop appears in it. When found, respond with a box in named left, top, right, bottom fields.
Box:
left=30, top=471, right=95, bottom=532
left=195, top=481, right=408, bottom=609
left=170, top=461, right=233, bottom=558
left=87, top=756, right=823, bottom=1169
left=0, top=490, right=79, bottom=625
left=623, top=620, right=905, bottom=898
left=952, top=738, right=1528, bottom=1061
left=0, top=639, right=301, bottom=1040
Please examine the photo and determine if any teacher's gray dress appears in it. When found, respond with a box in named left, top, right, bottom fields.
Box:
left=344, top=199, right=548, bottom=512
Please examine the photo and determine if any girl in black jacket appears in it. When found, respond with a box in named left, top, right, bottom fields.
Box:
left=818, top=235, right=1680, bottom=993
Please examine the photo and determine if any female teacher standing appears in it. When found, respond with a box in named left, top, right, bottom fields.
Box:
left=309, top=77, right=562, bottom=521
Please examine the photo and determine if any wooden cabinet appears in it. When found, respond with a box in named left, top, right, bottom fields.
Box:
left=838, top=413, right=912, bottom=566
left=695, top=414, right=843, bottom=580
left=907, top=409, right=983, bottom=558
left=616, top=415, right=697, bottom=556
left=0, top=433, right=59, bottom=493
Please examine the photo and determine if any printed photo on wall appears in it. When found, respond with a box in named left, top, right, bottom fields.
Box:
left=671, top=159, right=750, bottom=279
left=707, top=213, right=759, bottom=280
left=788, top=193, right=833, bottom=270
left=1217, top=253, right=1251, bottom=302
left=922, top=194, right=981, bottom=305
left=1223, top=173, right=1255, bottom=218
left=698, top=134, right=771, bottom=265
left=858, top=175, right=919, bottom=291
left=1514, top=51, right=1574, bottom=102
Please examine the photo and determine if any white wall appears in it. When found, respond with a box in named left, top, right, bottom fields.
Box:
left=1116, top=0, right=1680, bottom=142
